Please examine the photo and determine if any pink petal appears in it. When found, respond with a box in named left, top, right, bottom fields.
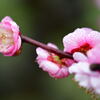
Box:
left=39, top=60, right=59, bottom=74
left=73, top=52, right=88, bottom=62
left=36, top=47, right=50, bottom=58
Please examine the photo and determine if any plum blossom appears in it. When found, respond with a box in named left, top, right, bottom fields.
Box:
left=63, top=28, right=100, bottom=62
left=36, top=43, right=74, bottom=79
left=63, top=28, right=100, bottom=95
left=69, top=62, right=100, bottom=95
left=0, top=16, right=21, bottom=56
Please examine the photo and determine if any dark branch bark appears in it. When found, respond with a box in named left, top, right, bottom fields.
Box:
left=21, top=35, right=73, bottom=59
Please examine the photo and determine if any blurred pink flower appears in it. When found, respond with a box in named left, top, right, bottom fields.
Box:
left=36, top=43, right=74, bottom=79
left=63, top=28, right=100, bottom=62
left=0, top=16, right=21, bottom=56
left=69, top=62, right=100, bottom=95
left=93, top=0, right=100, bottom=9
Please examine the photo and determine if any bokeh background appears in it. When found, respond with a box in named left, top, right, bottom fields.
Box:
left=0, top=0, right=100, bottom=100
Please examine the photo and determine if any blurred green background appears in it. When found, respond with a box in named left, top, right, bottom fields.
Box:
left=0, top=0, right=99, bottom=100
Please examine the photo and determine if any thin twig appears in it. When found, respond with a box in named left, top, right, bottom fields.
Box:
left=21, top=35, right=73, bottom=59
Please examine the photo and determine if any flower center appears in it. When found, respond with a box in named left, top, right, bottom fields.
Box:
left=47, top=54, right=67, bottom=67
left=0, top=27, right=14, bottom=52
left=71, top=43, right=92, bottom=54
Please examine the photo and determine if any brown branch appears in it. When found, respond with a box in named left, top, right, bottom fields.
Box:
left=21, top=35, right=73, bottom=59
left=90, top=64, right=100, bottom=71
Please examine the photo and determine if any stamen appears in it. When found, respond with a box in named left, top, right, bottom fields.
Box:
left=1, top=34, right=7, bottom=39
left=47, top=54, right=67, bottom=67
left=71, top=43, right=92, bottom=54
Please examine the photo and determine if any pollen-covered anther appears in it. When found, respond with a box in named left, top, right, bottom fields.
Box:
left=0, top=33, right=7, bottom=39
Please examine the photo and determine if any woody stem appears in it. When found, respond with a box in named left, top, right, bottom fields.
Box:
left=21, top=35, right=73, bottom=59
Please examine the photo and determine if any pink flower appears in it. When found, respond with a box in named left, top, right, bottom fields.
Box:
left=63, top=28, right=100, bottom=62
left=0, top=16, right=21, bottom=56
left=93, top=0, right=100, bottom=9
left=69, top=62, right=100, bottom=95
left=36, top=43, right=74, bottom=79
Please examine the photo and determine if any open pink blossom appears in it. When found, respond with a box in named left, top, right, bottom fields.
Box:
left=63, top=28, right=100, bottom=62
left=69, top=62, right=100, bottom=95
left=36, top=43, right=74, bottom=79
left=0, top=16, right=21, bottom=56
